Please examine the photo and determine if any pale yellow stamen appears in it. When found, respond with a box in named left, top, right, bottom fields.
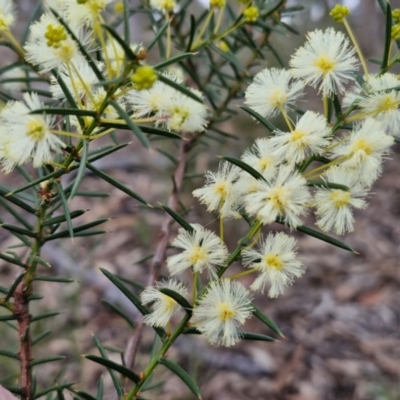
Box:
left=352, top=138, right=372, bottom=155
left=189, top=246, right=207, bottom=265
left=26, top=120, right=45, bottom=141
left=314, top=55, right=336, bottom=75
left=217, top=302, right=235, bottom=321
left=377, top=95, right=397, bottom=113
left=214, top=182, right=228, bottom=198
left=265, top=254, right=284, bottom=270
left=270, top=89, right=288, bottom=107
left=289, top=129, right=307, bottom=144
left=161, top=295, right=176, bottom=312
left=267, top=186, right=288, bottom=212
left=258, top=157, right=273, bottom=171
left=329, top=190, right=351, bottom=208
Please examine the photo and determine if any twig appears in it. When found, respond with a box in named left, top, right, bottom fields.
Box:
left=123, top=136, right=194, bottom=390
left=14, top=282, right=32, bottom=400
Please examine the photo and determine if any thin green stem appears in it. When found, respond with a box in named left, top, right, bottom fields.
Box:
left=192, top=271, right=198, bottom=304
left=343, top=19, right=368, bottom=78
left=279, top=105, right=293, bottom=131
left=213, top=5, right=226, bottom=35
left=166, top=15, right=172, bottom=59
left=191, top=9, right=214, bottom=50
left=226, top=267, right=258, bottom=280
left=124, top=314, right=191, bottom=400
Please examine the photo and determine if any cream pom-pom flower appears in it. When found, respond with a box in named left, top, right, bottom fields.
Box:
left=167, top=225, right=228, bottom=276
left=192, top=279, right=253, bottom=347
left=141, top=280, right=188, bottom=327
left=290, top=28, right=358, bottom=95
left=242, top=232, right=305, bottom=298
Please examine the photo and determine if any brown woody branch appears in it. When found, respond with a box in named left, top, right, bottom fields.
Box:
left=123, top=135, right=195, bottom=389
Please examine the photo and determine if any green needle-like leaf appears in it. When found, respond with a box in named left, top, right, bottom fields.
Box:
left=109, top=100, right=150, bottom=148
left=0, top=349, right=19, bottom=360
left=186, top=14, right=196, bottom=52
left=146, top=20, right=169, bottom=51
left=30, top=356, right=65, bottom=367
left=0, top=253, right=27, bottom=269
left=91, top=335, right=123, bottom=398
left=31, top=312, right=59, bottom=322
left=158, top=288, right=192, bottom=316
left=158, top=73, right=204, bottom=103
left=69, top=139, right=89, bottom=201
left=5, top=273, right=25, bottom=301
left=85, top=355, right=140, bottom=383
left=0, top=186, right=36, bottom=214
left=154, top=52, right=195, bottom=70
left=159, top=204, right=194, bottom=232
left=102, top=24, right=137, bottom=60
left=275, top=217, right=356, bottom=253
left=381, top=1, right=392, bottom=71
left=54, top=182, right=74, bottom=240
left=34, top=383, right=76, bottom=399
left=29, top=108, right=97, bottom=117
left=42, top=210, right=87, bottom=226
left=158, top=358, right=202, bottom=399
left=221, top=156, right=266, bottom=181
left=240, top=106, right=277, bottom=133
left=87, top=163, right=149, bottom=205
left=0, top=223, right=37, bottom=238
left=101, top=299, right=135, bottom=328
left=252, top=306, right=284, bottom=337
left=71, top=390, right=97, bottom=400
left=32, top=330, right=52, bottom=346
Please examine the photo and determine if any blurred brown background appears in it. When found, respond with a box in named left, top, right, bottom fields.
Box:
left=1, top=0, right=400, bottom=399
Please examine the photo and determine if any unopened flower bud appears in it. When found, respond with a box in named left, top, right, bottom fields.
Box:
left=130, top=66, right=158, bottom=90
left=244, top=6, right=259, bottom=22
left=329, top=4, right=350, bottom=23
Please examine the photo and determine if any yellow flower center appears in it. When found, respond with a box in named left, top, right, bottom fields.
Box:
left=45, top=24, right=67, bottom=48
left=377, top=95, right=397, bottom=113
left=55, top=41, right=77, bottom=63
left=214, top=181, right=228, bottom=199
left=169, top=108, right=190, bottom=131
left=189, top=246, right=207, bottom=265
left=265, top=254, right=284, bottom=270
left=289, top=129, right=307, bottom=144
left=26, top=120, right=46, bottom=141
left=0, top=14, right=9, bottom=31
left=314, top=55, right=336, bottom=76
left=161, top=294, right=177, bottom=312
left=217, top=302, right=236, bottom=321
left=270, top=89, right=287, bottom=108
left=258, top=157, right=273, bottom=171
left=329, top=189, right=351, bottom=208
left=267, top=186, right=288, bottom=212
left=352, top=138, right=373, bottom=155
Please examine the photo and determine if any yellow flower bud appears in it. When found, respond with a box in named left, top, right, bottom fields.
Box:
left=218, top=40, right=229, bottom=52
left=393, top=9, right=400, bottom=24
left=130, top=66, right=158, bottom=90
left=392, top=25, right=400, bottom=40
left=210, top=0, right=226, bottom=9
left=329, top=4, right=350, bottom=23
left=44, top=24, right=67, bottom=48
left=244, top=6, right=259, bottom=22
left=114, top=2, right=124, bottom=13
